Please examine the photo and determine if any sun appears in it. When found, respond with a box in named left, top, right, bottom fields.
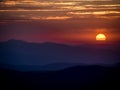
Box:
left=96, top=33, right=106, bottom=41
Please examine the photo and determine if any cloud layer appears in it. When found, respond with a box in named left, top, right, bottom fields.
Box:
left=0, top=0, right=120, bottom=20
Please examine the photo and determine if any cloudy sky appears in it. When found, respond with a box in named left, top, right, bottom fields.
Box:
left=0, top=0, right=120, bottom=44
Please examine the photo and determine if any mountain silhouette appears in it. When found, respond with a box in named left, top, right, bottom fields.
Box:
left=0, top=39, right=120, bottom=89
left=0, top=39, right=120, bottom=71
left=0, top=62, right=81, bottom=71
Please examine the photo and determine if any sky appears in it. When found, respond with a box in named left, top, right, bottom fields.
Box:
left=0, top=0, right=120, bottom=44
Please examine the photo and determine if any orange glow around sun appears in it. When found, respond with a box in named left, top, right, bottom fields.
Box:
left=96, top=33, right=106, bottom=41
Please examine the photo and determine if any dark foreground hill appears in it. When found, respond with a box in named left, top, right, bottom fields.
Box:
left=0, top=65, right=120, bottom=89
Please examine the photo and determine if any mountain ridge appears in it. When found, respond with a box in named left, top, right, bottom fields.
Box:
left=0, top=39, right=120, bottom=68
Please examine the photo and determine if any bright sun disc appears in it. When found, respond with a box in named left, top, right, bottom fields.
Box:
left=96, top=34, right=106, bottom=41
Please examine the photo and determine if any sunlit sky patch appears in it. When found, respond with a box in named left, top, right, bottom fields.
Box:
left=0, top=0, right=120, bottom=44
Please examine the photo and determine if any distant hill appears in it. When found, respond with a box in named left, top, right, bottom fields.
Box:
left=0, top=39, right=120, bottom=71
left=0, top=62, right=81, bottom=71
